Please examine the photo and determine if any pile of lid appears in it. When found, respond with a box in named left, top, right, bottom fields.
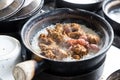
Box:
left=0, top=0, right=44, bottom=33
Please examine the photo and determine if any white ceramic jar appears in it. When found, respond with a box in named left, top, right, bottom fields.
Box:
left=0, top=35, right=21, bottom=80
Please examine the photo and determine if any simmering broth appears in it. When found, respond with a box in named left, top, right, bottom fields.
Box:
left=31, top=23, right=101, bottom=61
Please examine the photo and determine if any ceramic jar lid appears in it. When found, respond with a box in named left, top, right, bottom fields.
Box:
left=0, top=35, right=21, bottom=60
left=0, top=35, right=22, bottom=80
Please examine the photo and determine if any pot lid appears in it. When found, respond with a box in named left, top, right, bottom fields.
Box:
left=0, top=0, right=14, bottom=10
left=0, top=0, right=25, bottom=21
left=63, top=0, right=102, bottom=4
left=22, top=0, right=33, bottom=8
left=7, top=0, right=44, bottom=21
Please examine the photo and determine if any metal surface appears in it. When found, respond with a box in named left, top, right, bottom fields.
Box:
left=7, top=0, right=44, bottom=21
left=0, top=0, right=24, bottom=21
left=0, top=0, right=14, bottom=10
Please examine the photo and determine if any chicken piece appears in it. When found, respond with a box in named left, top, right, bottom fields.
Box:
left=64, top=23, right=86, bottom=37
left=66, top=38, right=89, bottom=47
left=72, top=54, right=80, bottom=60
left=68, top=32, right=81, bottom=39
left=55, top=23, right=64, bottom=32
left=77, top=39, right=89, bottom=46
left=47, top=28, right=64, bottom=44
left=39, top=34, right=47, bottom=41
left=64, top=23, right=72, bottom=34
left=88, top=44, right=100, bottom=53
left=52, top=48, right=68, bottom=60
left=42, top=50, right=56, bottom=59
left=39, top=43, right=56, bottom=59
left=87, top=34, right=100, bottom=44
left=39, top=34, right=55, bottom=45
left=64, top=23, right=81, bottom=33
left=79, top=35, right=88, bottom=41
left=39, top=43, right=68, bottom=60
left=71, top=44, right=88, bottom=58
left=71, top=23, right=81, bottom=32
left=39, top=43, right=52, bottom=51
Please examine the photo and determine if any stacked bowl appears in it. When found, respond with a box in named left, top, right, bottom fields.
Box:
left=102, top=0, right=120, bottom=36
left=55, top=0, right=104, bottom=12
left=0, top=0, right=44, bottom=33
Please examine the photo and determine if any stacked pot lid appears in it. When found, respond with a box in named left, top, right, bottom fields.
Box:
left=0, top=0, right=44, bottom=21
left=0, top=0, right=24, bottom=21
left=0, top=0, right=15, bottom=10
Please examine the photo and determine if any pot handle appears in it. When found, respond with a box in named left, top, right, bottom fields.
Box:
left=13, top=59, right=45, bottom=80
left=13, top=60, right=37, bottom=80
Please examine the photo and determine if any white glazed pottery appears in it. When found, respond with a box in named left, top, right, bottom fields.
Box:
left=0, top=35, right=21, bottom=80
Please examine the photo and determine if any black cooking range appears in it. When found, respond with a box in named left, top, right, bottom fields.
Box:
left=0, top=0, right=120, bottom=80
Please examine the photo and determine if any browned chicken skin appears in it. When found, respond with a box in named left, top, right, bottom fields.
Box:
left=38, top=23, right=100, bottom=60
left=87, top=34, right=100, bottom=44
left=71, top=44, right=88, bottom=59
